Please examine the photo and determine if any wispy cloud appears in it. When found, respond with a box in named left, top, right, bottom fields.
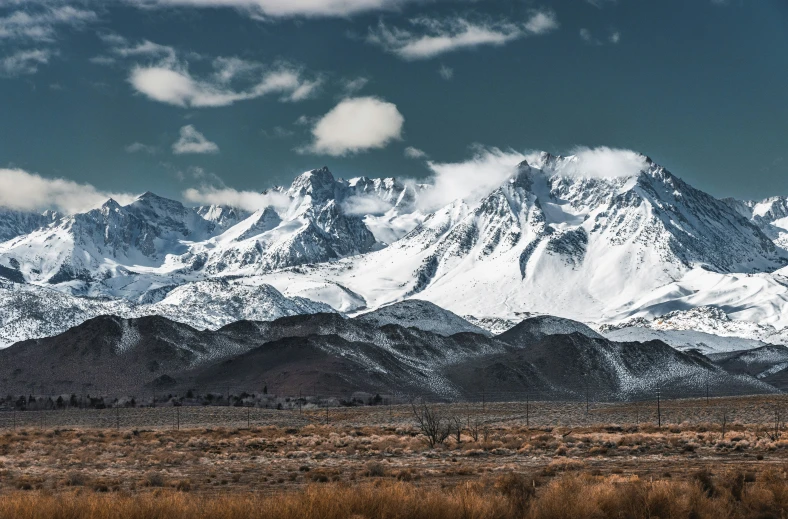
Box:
left=0, top=6, right=97, bottom=42
left=172, top=125, right=219, bottom=154
left=94, top=35, right=322, bottom=107
left=367, top=11, right=558, bottom=60
left=0, top=5, right=97, bottom=77
left=341, top=76, right=369, bottom=95
left=0, top=48, right=53, bottom=76
left=418, top=147, right=526, bottom=212
left=183, top=186, right=291, bottom=212
left=438, top=64, right=453, bottom=80
left=124, top=0, right=428, bottom=19
left=404, top=146, right=428, bottom=159
left=0, top=168, right=136, bottom=213
left=301, top=96, right=404, bottom=156
left=129, top=59, right=322, bottom=107
left=125, top=142, right=159, bottom=154
left=580, top=28, right=621, bottom=45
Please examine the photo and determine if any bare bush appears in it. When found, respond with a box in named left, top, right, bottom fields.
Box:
left=411, top=403, right=452, bottom=448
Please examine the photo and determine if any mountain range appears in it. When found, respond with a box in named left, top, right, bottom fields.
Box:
left=0, top=308, right=774, bottom=399
left=2, top=151, right=788, bottom=358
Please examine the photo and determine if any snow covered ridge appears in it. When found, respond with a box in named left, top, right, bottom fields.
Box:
left=0, top=279, right=332, bottom=348
left=2, top=153, right=788, bottom=347
left=600, top=306, right=788, bottom=353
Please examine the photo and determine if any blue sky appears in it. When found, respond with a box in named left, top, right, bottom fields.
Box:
left=0, top=0, right=786, bottom=212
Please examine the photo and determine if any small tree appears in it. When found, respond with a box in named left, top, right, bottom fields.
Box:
left=411, top=402, right=452, bottom=448
left=466, top=412, right=483, bottom=442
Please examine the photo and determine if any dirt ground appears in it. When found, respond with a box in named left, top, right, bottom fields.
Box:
left=1, top=395, right=787, bottom=496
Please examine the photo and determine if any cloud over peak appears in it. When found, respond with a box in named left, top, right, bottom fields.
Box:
left=0, top=168, right=136, bottom=214
left=367, top=11, right=558, bottom=60
left=183, top=186, right=290, bottom=212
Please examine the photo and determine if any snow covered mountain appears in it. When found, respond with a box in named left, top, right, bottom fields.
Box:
left=0, top=278, right=331, bottom=348
left=0, top=208, right=60, bottom=243
left=2, top=153, right=788, bottom=349
left=249, top=153, right=788, bottom=329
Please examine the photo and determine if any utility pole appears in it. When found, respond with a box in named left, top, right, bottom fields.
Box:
left=705, top=380, right=709, bottom=405
left=526, top=392, right=530, bottom=427
left=116, top=406, right=120, bottom=431
left=247, top=407, right=251, bottom=429
left=176, top=406, right=180, bottom=431
left=657, top=388, right=661, bottom=428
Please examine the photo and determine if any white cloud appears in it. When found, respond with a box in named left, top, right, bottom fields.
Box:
left=111, top=38, right=177, bottom=61
left=524, top=11, right=559, bottom=35
left=562, top=146, right=648, bottom=178
left=610, top=31, right=620, bottom=44
left=404, top=146, right=428, bottom=159
left=172, top=125, right=220, bottom=154
left=303, top=96, right=404, bottom=156
left=129, top=62, right=321, bottom=107
left=124, top=0, right=424, bottom=18
left=341, top=76, right=369, bottom=95
left=0, top=6, right=97, bottom=42
left=183, top=186, right=291, bottom=212
left=438, top=64, right=453, bottom=79
left=125, top=142, right=158, bottom=154
left=367, top=11, right=558, bottom=60
left=0, top=168, right=136, bottom=214
left=0, top=48, right=53, bottom=76
left=341, top=195, right=394, bottom=216
left=418, top=147, right=526, bottom=212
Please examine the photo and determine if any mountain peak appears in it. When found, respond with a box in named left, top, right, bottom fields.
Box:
left=101, top=198, right=123, bottom=211
left=289, top=167, right=338, bottom=201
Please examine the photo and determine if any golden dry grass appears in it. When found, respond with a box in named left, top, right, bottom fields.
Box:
left=1, top=473, right=788, bottom=519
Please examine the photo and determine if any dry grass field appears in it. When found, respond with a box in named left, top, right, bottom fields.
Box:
left=1, top=395, right=788, bottom=517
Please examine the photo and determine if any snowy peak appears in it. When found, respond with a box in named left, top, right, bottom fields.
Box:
left=355, top=299, right=492, bottom=337
left=288, top=167, right=338, bottom=202
left=0, top=208, right=60, bottom=243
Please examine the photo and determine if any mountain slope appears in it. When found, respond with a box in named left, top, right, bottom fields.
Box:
left=516, top=333, right=775, bottom=399
left=354, top=299, right=491, bottom=337
left=497, top=315, right=604, bottom=346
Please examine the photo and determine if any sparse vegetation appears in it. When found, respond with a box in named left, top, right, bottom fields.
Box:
left=0, top=397, right=786, bottom=517
left=1, top=474, right=788, bottom=518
